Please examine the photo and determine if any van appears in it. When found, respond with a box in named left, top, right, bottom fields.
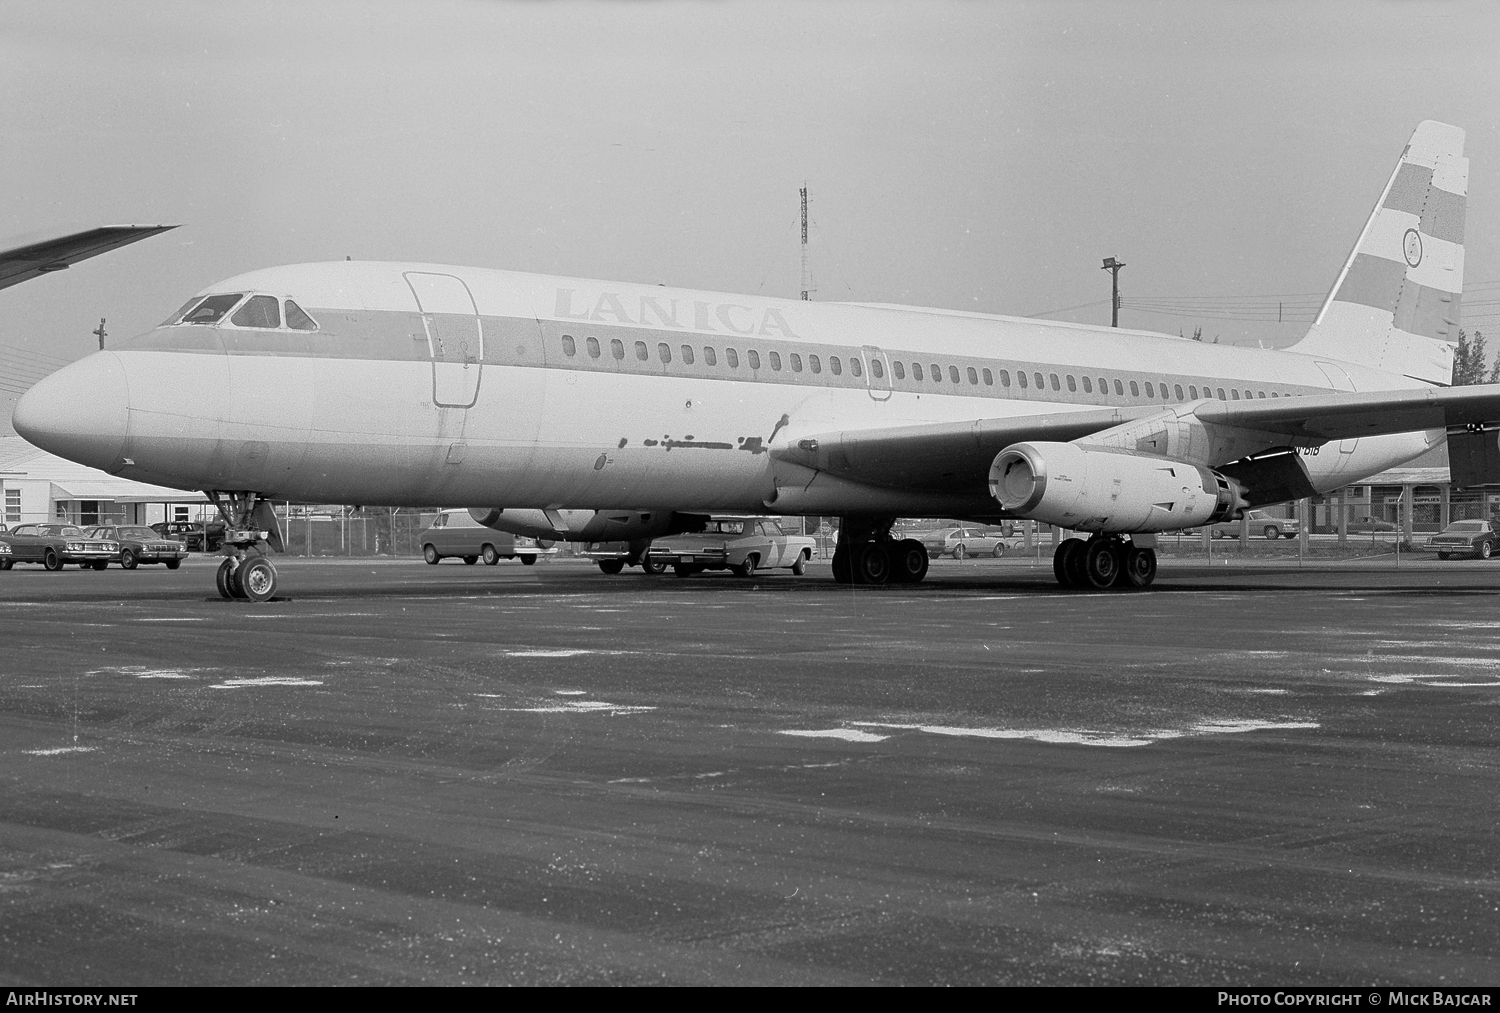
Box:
left=418, top=510, right=544, bottom=565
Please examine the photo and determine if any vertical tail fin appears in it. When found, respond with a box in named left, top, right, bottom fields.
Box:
left=1292, top=120, right=1467, bottom=385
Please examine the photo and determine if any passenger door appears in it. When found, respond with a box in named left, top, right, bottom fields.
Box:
left=406, top=272, right=483, bottom=409
left=863, top=345, right=893, bottom=401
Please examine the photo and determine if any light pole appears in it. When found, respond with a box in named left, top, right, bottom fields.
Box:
left=1101, top=257, right=1125, bottom=327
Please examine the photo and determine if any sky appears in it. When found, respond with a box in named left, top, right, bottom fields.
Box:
left=3, top=0, right=1499, bottom=432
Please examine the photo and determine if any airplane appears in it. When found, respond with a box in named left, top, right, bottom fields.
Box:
left=0, top=225, right=177, bottom=292
left=11, top=121, right=1499, bottom=601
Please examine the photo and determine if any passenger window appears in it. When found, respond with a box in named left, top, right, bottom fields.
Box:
left=657, top=342, right=671, bottom=363
left=586, top=336, right=601, bottom=358
left=1231, top=389, right=1241, bottom=400
left=851, top=358, right=863, bottom=377
left=561, top=335, right=577, bottom=356
left=1174, top=384, right=1184, bottom=400
left=932, top=364, right=944, bottom=383
left=1017, top=371, right=1028, bottom=389
left=1188, top=384, right=1197, bottom=399
left=790, top=353, right=802, bottom=372
left=1257, top=391, right=1266, bottom=398
left=231, top=294, right=280, bottom=328
left=769, top=351, right=782, bottom=370
left=1082, top=376, right=1092, bottom=393
left=703, top=346, right=716, bottom=365
left=611, top=338, right=625, bottom=360
left=1065, top=374, right=1076, bottom=392
left=1144, top=381, right=1155, bottom=398
left=1034, top=372, right=1045, bottom=389
left=1129, top=381, right=1140, bottom=397
left=681, top=344, right=695, bottom=365
left=1246, top=390, right=1254, bottom=399
left=1114, top=379, right=1123, bottom=395
left=181, top=293, right=244, bottom=325
left=1216, top=387, right=1226, bottom=400
left=809, top=354, right=822, bottom=374
left=284, top=299, right=317, bottom=331
left=968, top=367, right=979, bottom=385
left=910, top=362, right=920, bottom=380
left=1048, top=373, right=1059, bottom=391
left=726, top=348, right=738, bottom=367
left=748, top=350, right=761, bottom=369
left=893, top=360, right=905, bottom=379
left=831, top=356, right=843, bottom=375
left=950, top=365, right=961, bottom=384
left=983, top=368, right=993, bottom=386
left=635, top=341, right=649, bottom=361
left=871, top=359, right=883, bottom=379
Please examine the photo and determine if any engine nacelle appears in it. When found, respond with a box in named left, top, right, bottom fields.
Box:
left=989, top=441, right=1246, bottom=533
left=467, top=508, right=705, bottom=543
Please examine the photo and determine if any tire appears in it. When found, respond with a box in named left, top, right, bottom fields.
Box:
left=1438, top=552, right=1450, bottom=560
left=598, top=559, right=625, bottom=575
left=1083, top=539, right=1122, bottom=589
left=732, top=554, right=758, bottom=579
left=120, top=548, right=139, bottom=570
left=673, top=562, right=695, bottom=578
left=481, top=544, right=500, bottom=565
left=1123, top=546, right=1157, bottom=588
left=0, top=559, right=11, bottom=571
left=831, top=547, right=851, bottom=584
left=165, top=558, right=181, bottom=570
left=43, top=549, right=63, bottom=571
left=641, top=554, right=667, bottom=575
left=1053, top=538, right=1086, bottom=587
left=422, top=544, right=440, bottom=565
left=855, top=543, right=891, bottom=585
left=462, top=555, right=478, bottom=566
left=91, top=560, right=109, bottom=571
left=791, top=550, right=809, bottom=577
left=215, top=558, right=236, bottom=599
left=891, top=539, right=928, bottom=584
left=1481, top=542, right=1493, bottom=561
left=1263, top=525, right=1280, bottom=540
left=992, top=542, right=1005, bottom=558
left=952, top=543, right=966, bottom=561
left=237, top=556, right=277, bottom=602
left=520, top=555, right=537, bottom=566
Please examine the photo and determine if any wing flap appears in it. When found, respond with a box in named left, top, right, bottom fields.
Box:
left=1193, top=384, right=1500, bottom=440
left=0, top=225, right=177, bottom=291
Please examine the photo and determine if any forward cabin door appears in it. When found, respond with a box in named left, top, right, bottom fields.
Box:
left=406, top=272, right=483, bottom=409
left=863, top=345, right=892, bottom=401
left=1315, top=362, right=1360, bottom=458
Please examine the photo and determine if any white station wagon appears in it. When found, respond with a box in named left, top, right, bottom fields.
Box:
left=647, top=517, right=816, bottom=578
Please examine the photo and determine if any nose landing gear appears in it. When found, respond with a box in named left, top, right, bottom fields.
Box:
left=207, top=491, right=283, bottom=602
left=1053, top=534, right=1156, bottom=590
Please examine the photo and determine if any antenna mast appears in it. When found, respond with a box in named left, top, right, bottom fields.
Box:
left=800, top=186, right=811, bottom=301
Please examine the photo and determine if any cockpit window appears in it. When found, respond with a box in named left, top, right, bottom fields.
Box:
left=230, top=295, right=281, bottom=329
left=180, top=293, right=245, bottom=325
left=284, top=299, right=318, bottom=331
left=160, top=298, right=200, bottom=327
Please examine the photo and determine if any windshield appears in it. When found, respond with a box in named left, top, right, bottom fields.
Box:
left=230, top=295, right=281, bottom=328
left=121, top=527, right=158, bottom=539
left=706, top=520, right=747, bottom=534
left=179, top=293, right=245, bottom=325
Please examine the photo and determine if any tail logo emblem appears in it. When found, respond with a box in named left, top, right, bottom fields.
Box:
left=1403, top=228, right=1423, bottom=267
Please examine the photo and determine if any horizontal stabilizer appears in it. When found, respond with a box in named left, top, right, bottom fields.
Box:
left=0, top=225, right=178, bottom=292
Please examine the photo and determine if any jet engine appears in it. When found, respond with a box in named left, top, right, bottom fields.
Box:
left=989, top=441, right=1246, bottom=533
left=467, top=508, right=706, bottom=543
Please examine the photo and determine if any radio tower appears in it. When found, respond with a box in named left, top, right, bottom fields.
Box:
left=800, top=186, right=812, bottom=301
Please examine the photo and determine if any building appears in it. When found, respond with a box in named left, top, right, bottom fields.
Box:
left=0, top=435, right=209, bottom=528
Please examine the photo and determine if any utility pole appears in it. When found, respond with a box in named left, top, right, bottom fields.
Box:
left=800, top=186, right=812, bottom=301
left=93, top=318, right=107, bottom=350
left=1101, top=257, right=1125, bottom=327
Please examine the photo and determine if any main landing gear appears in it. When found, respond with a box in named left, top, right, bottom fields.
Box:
left=207, top=491, right=285, bottom=603
left=830, top=517, right=929, bottom=586
left=1052, top=535, right=1156, bottom=590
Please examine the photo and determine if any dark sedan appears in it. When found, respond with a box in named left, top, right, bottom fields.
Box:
left=1426, top=520, right=1500, bottom=560
left=0, top=523, right=119, bottom=571
left=1345, top=516, right=1398, bottom=534
left=150, top=520, right=226, bottom=552
left=87, top=525, right=189, bottom=569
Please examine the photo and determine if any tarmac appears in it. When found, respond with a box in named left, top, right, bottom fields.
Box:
left=2, top=554, right=1498, bottom=985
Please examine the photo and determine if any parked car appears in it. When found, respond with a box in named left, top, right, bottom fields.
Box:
left=581, top=540, right=666, bottom=575
left=150, top=520, right=227, bottom=552
left=1210, top=509, right=1301, bottom=539
left=86, top=525, right=189, bottom=569
left=921, top=526, right=1014, bottom=559
left=1344, top=516, right=1398, bottom=534
left=418, top=509, right=548, bottom=565
left=647, top=517, right=815, bottom=578
left=1425, top=520, right=1500, bottom=560
left=0, top=523, right=119, bottom=571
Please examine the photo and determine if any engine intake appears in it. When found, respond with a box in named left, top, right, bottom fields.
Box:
left=989, top=441, right=1246, bottom=533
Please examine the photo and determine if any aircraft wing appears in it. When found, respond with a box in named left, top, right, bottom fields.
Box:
left=781, top=385, right=1500, bottom=492
left=0, top=225, right=177, bottom=292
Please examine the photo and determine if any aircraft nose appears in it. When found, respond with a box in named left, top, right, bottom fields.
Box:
left=12, top=351, right=130, bottom=471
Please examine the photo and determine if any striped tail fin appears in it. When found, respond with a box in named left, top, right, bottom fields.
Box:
left=1293, top=120, right=1466, bottom=385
